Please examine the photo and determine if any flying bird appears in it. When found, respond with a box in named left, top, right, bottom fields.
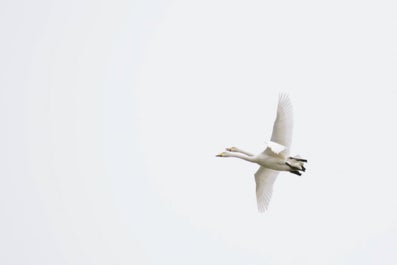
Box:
left=216, top=93, right=307, bottom=212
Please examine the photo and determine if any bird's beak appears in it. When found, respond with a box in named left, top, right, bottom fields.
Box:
left=216, top=152, right=225, bottom=157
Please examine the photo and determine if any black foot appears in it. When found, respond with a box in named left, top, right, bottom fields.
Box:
left=289, top=156, right=308, bottom=163
left=289, top=170, right=302, bottom=176
left=302, top=165, right=306, bottom=172
left=285, top=161, right=301, bottom=170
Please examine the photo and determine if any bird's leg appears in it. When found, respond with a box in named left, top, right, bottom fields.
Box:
left=285, top=161, right=306, bottom=172
left=288, top=156, right=308, bottom=163
left=285, top=161, right=302, bottom=171
left=289, top=170, right=302, bottom=176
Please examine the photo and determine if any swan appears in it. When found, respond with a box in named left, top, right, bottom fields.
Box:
left=216, top=93, right=307, bottom=212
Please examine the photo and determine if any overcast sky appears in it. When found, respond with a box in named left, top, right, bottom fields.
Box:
left=1, top=0, right=397, bottom=264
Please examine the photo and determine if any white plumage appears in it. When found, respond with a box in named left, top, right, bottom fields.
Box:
left=216, top=93, right=306, bottom=212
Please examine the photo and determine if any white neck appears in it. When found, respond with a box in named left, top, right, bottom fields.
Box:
left=233, top=148, right=254, bottom=156
left=224, top=152, right=257, bottom=163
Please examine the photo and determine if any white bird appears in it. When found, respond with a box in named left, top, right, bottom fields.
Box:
left=216, top=93, right=307, bottom=212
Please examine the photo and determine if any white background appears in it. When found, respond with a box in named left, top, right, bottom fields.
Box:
left=1, top=0, right=396, bottom=264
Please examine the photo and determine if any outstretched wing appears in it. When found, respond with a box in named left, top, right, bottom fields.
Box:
left=266, top=140, right=287, bottom=154
left=254, top=166, right=279, bottom=212
left=266, top=93, right=293, bottom=157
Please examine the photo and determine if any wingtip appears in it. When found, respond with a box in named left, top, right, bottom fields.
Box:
left=277, top=92, right=293, bottom=115
left=257, top=204, right=268, bottom=213
left=279, top=92, right=289, bottom=100
left=278, top=92, right=291, bottom=103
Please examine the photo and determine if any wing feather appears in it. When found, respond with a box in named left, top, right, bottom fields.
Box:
left=254, top=166, right=279, bottom=212
left=266, top=93, right=294, bottom=157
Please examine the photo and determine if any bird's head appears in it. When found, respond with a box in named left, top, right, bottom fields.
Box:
left=216, top=152, right=228, bottom=157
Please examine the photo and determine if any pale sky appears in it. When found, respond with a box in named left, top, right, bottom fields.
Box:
left=1, top=0, right=397, bottom=264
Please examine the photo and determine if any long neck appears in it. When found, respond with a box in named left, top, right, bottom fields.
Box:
left=234, top=148, right=254, bottom=156
left=225, top=152, right=257, bottom=163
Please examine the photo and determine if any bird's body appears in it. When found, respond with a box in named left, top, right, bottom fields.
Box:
left=255, top=153, right=292, bottom=171
left=216, top=93, right=307, bottom=212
